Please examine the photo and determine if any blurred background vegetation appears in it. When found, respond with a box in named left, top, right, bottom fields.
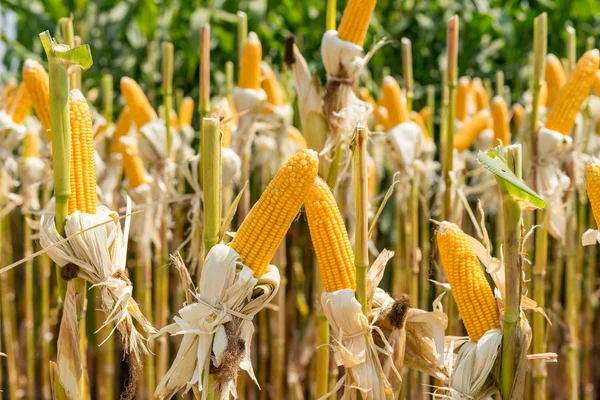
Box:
left=2, top=0, right=600, bottom=112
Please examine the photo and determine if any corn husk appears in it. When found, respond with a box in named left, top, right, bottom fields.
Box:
left=18, top=156, right=45, bottom=212
left=232, top=87, right=266, bottom=157
left=40, top=203, right=155, bottom=397
left=153, top=244, right=280, bottom=400
left=139, top=119, right=181, bottom=166
left=536, top=127, right=572, bottom=241
left=386, top=121, right=426, bottom=177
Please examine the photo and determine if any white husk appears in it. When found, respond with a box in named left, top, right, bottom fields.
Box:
left=18, top=156, right=46, bottom=212
left=320, top=289, right=395, bottom=400
left=289, top=44, right=325, bottom=131
left=536, top=127, right=572, bottom=241
left=153, top=244, right=280, bottom=400
left=97, top=153, right=122, bottom=208
left=232, top=87, right=266, bottom=156
left=39, top=204, right=155, bottom=361
left=222, top=148, right=242, bottom=185
left=474, top=129, right=494, bottom=151
left=0, top=111, right=27, bottom=158
left=139, top=119, right=182, bottom=165
left=386, top=121, right=425, bottom=176
left=321, top=31, right=363, bottom=78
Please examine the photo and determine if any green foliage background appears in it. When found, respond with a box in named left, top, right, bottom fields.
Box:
left=2, top=0, right=600, bottom=110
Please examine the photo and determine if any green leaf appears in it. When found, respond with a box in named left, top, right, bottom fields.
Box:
left=38, top=31, right=93, bottom=70
left=477, top=149, right=546, bottom=210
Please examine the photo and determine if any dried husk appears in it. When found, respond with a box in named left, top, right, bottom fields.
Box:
left=153, top=244, right=280, bottom=400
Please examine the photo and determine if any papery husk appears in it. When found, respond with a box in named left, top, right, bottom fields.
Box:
left=535, top=127, right=572, bottom=241
left=232, top=87, right=266, bottom=157
left=386, top=121, right=425, bottom=177
left=321, top=31, right=375, bottom=155
left=97, top=153, right=122, bottom=208
left=153, top=245, right=280, bottom=400
left=18, top=156, right=45, bottom=212
left=0, top=111, right=27, bottom=157
left=179, top=154, right=204, bottom=272
left=139, top=119, right=182, bottom=166
left=40, top=204, right=156, bottom=398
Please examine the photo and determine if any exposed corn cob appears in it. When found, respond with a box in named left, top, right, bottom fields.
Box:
left=491, top=96, right=510, bottom=146
left=471, top=77, right=489, bottom=111
left=68, top=89, right=97, bottom=215
left=586, top=159, right=600, bottom=228
left=22, top=59, right=51, bottom=138
left=1, top=81, right=17, bottom=110
left=178, top=97, right=194, bottom=127
left=122, top=140, right=149, bottom=189
left=305, top=177, right=356, bottom=292
left=230, top=149, right=319, bottom=277
left=436, top=222, right=500, bottom=341
left=545, top=54, right=567, bottom=109
left=545, top=49, right=600, bottom=135
left=261, top=62, right=285, bottom=110
left=539, top=82, right=548, bottom=108
left=367, top=157, right=377, bottom=198
left=419, top=105, right=431, bottom=127
left=593, top=70, right=600, bottom=97
left=456, top=77, right=470, bottom=122
left=9, top=82, right=31, bottom=124
left=23, top=131, right=40, bottom=159
left=380, top=76, right=410, bottom=127
left=454, top=109, right=491, bottom=152
left=287, top=126, right=307, bottom=149
left=358, top=87, right=377, bottom=109
left=512, top=104, right=525, bottom=132
left=120, top=77, right=158, bottom=128
left=410, top=111, right=429, bottom=138
left=374, top=105, right=391, bottom=131
left=110, top=106, right=132, bottom=155
left=337, top=0, right=376, bottom=47
left=238, top=32, right=262, bottom=90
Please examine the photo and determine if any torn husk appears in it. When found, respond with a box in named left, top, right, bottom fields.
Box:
left=39, top=203, right=156, bottom=398
left=153, top=244, right=280, bottom=400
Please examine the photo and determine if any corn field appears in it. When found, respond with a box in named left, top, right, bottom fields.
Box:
left=1, top=0, right=600, bottom=399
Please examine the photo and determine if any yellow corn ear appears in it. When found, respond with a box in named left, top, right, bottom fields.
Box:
left=358, top=87, right=377, bottom=109
left=1, top=81, right=17, bottom=110
left=238, top=32, right=262, bottom=90
left=22, top=59, right=51, bottom=138
left=380, top=76, right=410, bottom=127
left=491, top=96, right=510, bottom=146
left=110, top=106, right=133, bottom=154
left=454, top=109, right=491, bottom=152
left=374, top=105, right=391, bottom=131
left=545, top=49, right=600, bottom=135
left=179, top=97, right=194, bottom=127
left=122, top=140, right=149, bottom=189
left=455, top=77, right=470, bottom=122
left=538, top=82, right=548, bottom=108
left=410, top=111, right=429, bottom=138
left=261, top=63, right=285, bottom=110
left=337, top=0, right=376, bottom=47
left=419, top=106, right=430, bottom=127
left=68, top=89, right=97, bottom=215
left=287, top=126, right=307, bottom=149
left=23, top=131, right=40, bottom=159
left=436, top=222, right=500, bottom=341
left=593, top=70, right=600, bottom=97
left=120, top=77, right=158, bottom=128
left=305, top=177, right=356, bottom=292
left=9, top=82, right=31, bottom=124
left=586, top=159, right=600, bottom=229
left=545, top=54, right=567, bottom=109
left=367, top=157, right=377, bottom=198
left=512, top=104, right=525, bottom=132
left=230, top=149, right=319, bottom=277
left=471, top=78, right=489, bottom=111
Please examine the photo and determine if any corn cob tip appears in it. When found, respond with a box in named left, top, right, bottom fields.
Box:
left=69, top=88, right=86, bottom=100
left=23, top=58, right=39, bottom=71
